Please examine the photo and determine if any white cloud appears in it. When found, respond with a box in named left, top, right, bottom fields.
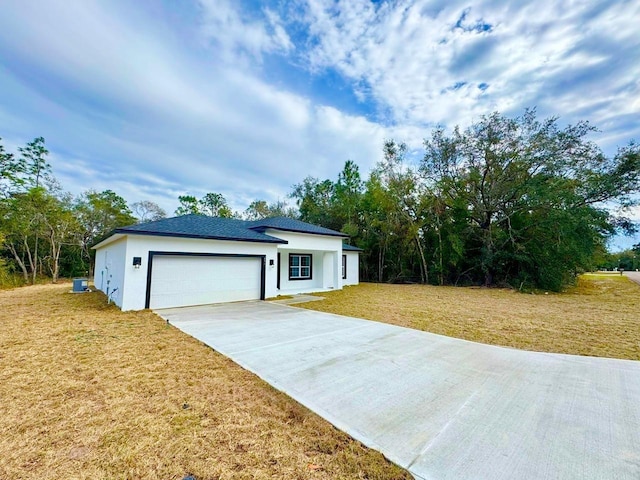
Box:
left=0, top=0, right=401, bottom=214
left=197, top=0, right=293, bottom=62
left=0, top=0, right=637, bottom=222
left=294, top=0, right=640, bottom=148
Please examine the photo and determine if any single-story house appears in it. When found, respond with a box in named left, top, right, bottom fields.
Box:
left=92, top=214, right=362, bottom=311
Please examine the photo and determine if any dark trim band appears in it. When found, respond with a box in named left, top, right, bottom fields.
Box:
left=252, top=226, right=348, bottom=238
left=114, top=230, right=287, bottom=244
left=342, top=254, right=347, bottom=279
left=277, top=252, right=281, bottom=290
left=288, top=253, right=313, bottom=281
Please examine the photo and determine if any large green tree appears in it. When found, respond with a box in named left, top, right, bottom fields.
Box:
left=174, top=195, right=199, bottom=215
left=357, top=143, right=427, bottom=283
left=175, top=193, right=233, bottom=218
left=243, top=199, right=297, bottom=220
left=0, top=138, right=22, bottom=197
left=41, top=193, right=77, bottom=283
left=0, top=137, right=56, bottom=283
left=284, top=110, right=638, bottom=290
left=334, top=160, right=363, bottom=234
left=421, top=109, right=640, bottom=289
left=290, top=177, right=338, bottom=229
left=0, top=187, right=75, bottom=283
left=290, top=161, right=365, bottom=233
left=199, top=193, right=233, bottom=218
left=74, top=190, right=136, bottom=275
left=0, top=188, right=47, bottom=283
left=18, top=137, right=52, bottom=189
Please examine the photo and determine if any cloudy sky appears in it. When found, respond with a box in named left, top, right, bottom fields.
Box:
left=1, top=0, right=639, bottom=247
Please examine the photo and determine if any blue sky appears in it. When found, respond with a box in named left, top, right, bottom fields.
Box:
left=1, top=0, right=639, bottom=249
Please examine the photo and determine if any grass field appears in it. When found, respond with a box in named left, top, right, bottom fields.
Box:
left=299, top=275, right=640, bottom=360
left=0, top=284, right=410, bottom=480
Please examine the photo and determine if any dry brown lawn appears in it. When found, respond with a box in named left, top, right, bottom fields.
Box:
left=0, top=283, right=410, bottom=480
left=299, top=275, right=640, bottom=360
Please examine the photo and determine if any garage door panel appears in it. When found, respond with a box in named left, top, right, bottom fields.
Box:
left=149, top=255, right=262, bottom=309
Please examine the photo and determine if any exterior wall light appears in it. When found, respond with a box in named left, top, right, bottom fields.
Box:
left=133, top=257, right=142, bottom=269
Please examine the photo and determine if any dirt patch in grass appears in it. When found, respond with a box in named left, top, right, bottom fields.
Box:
left=299, top=276, right=640, bottom=360
left=0, top=283, right=410, bottom=480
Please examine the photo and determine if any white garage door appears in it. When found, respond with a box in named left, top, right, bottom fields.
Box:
left=149, top=255, right=262, bottom=309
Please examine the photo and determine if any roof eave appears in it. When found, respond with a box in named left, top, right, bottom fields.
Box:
left=91, top=233, right=126, bottom=250
left=253, top=226, right=348, bottom=238
left=111, top=229, right=288, bottom=244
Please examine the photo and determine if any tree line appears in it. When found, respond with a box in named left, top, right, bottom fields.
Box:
left=290, top=110, right=639, bottom=290
left=1, top=109, right=638, bottom=290
left=0, top=138, right=296, bottom=286
left=600, top=246, right=640, bottom=272
left=0, top=137, right=143, bottom=284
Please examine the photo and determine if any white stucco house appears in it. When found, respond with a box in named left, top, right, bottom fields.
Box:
left=92, top=214, right=362, bottom=311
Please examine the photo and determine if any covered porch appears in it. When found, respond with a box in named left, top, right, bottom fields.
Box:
left=275, top=247, right=342, bottom=295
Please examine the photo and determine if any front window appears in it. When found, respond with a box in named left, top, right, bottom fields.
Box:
left=289, top=254, right=312, bottom=280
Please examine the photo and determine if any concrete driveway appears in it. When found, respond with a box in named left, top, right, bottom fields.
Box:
left=156, top=302, right=640, bottom=480
left=625, top=271, right=640, bottom=286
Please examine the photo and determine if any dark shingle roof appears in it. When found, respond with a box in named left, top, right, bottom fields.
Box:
left=342, top=244, right=363, bottom=252
left=112, top=215, right=350, bottom=244
left=114, top=214, right=286, bottom=244
left=248, top=217, right=347, bottom=237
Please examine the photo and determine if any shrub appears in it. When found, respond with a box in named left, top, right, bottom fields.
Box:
left=0, top=258, right=23, bottom=289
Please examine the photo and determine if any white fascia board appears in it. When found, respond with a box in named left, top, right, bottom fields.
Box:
left=92, top=233, right=126, bottom=250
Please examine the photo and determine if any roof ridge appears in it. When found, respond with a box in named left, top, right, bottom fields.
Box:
left=247, top=217, right=347, bottom=237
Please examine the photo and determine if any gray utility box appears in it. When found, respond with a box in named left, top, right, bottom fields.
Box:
left=72, top=278, right=88, bottom=292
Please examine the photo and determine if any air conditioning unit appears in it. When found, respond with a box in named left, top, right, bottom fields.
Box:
left=72, top=277, right=89, bottom=293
